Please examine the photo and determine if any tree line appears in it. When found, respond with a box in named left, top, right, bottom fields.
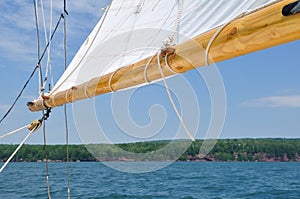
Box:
left=0, top=139, right=299, bottom=162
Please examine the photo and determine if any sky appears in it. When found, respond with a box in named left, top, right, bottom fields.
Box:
left=0, top=1, right=299, bottom=144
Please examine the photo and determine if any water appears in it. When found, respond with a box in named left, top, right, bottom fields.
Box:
left=0, top=162, right=299, bottom=198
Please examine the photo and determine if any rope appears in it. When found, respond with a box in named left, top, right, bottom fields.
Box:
left=62, top=0, right=71, bottom=197
left=143, top=54, right=156, bottom=83
left=0, top=66, right=38, bottom=124
left=0, top=11, right=64, bottom=124
left=49, top=0, right=54, bottom=88
left=50, top=1, right=113, bottom=95
left=157, top=50, right=195, bottom=142
left=173, top=0, right=183, bottom=44
left=33, top=0, right=42, bottom=93
left=0, top=125, right=39, bottom=173
left=0, top=124, right=29, bottom=140
left=108, top=68, right=122, bottom=92
left=64, top=104, right=71, bottom=199
left=42, top=122, right=51, bottom=199
left=40, top=0, right=54, bottom=92
left=205, top=0, right=283, bottom=66
left=164, top=53, right=178, bottom=74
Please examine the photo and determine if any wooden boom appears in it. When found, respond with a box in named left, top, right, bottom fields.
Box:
left=28, top=0, right=300, bottom=112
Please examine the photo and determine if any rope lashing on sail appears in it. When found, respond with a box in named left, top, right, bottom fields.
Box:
left=144, top=54, right=156, bottom=83
left=145, top=0, right=182, bottom=82
left=205, top=11, right=252, bottom=66
left=108, top=68, right=123, bottom=92
left=282, top=0, right=300, bottom=15
left=157, top=49, right=195, bottom=142
left=49, top=1, right=113, bottom=95
left=163, top=50, right=178, bottom=74
left=205, top=0, right=285, bottom=66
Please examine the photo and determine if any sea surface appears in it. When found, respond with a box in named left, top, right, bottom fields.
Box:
left=0, top=162, right=299, bottom=199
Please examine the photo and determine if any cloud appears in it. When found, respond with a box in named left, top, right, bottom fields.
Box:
left=0, top=1, right=109, bottom=69
left=241, top=95, right=300, bottom=108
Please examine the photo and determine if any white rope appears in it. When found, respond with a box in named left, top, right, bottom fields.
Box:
left=164, top=53, right=178, bottom=74
left=205, top=21, right=230, bottom=66
left=144, top=54, right=156, bottom=83
left=48, top=0, right=54, bottom=89
left=108, top=68, right=122, bottom=92
left=205, top=0, right=283, bottom=66
left=0, top=124, right=28, bottom=140
left=50, top=1, right=113, bottom=95
left=46, top=175, right=51, bottom=199
left=0, top=128, right=36, bottom=173
left=33, top=0, right=41, bottom=94
left=157, top=50, right=195, bottom=142
left=173, top=0, right=183, bottom=44
left=84, top=81, right=91, bottom=98
left=42, top=122, right=52, bottom=199
left=39, top=0, right=53, bottom=92
left=205, top=10, right=250, bottom=66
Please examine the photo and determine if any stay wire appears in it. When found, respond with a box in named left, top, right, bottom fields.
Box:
left=0, top=66, right=38, bottom=124
left=0, top=12, right=64, bottom=125
left=33, top=0, right=43, bottom=91
left=63, top=1, right=71, bottom=198
left=43, top=121, right=51, bottom=199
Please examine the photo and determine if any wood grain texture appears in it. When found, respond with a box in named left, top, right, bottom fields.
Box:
left=28, top=0, right=300, bottom=111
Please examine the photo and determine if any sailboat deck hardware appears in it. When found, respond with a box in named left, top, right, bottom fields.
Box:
left=27, top=119, right=42, bottom=132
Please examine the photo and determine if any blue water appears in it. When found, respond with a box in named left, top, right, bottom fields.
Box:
left=0, top=162, right=299, bottom=198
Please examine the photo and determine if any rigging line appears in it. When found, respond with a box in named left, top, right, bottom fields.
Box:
left=157, top=50, right=195, bottom=142
left=0, top=66, right=38, bottom=125
left=38, top=14, right=63, bottom=71
left=0, top=116, right=46, bottom=173
left=169, top=0, right=183, bottom=45
left=0, top=127, right=37, bottom=173
left=45, top=0, right=54, bottom=89
left=0, top=124, right=29, bottom=140
left=64, top=104, right=71, bottom=199
left=50, top=1, right=113, bottom=95
left=49, top=0, right=54, bottom=88
left=205, top=10, right=251, bottom=66
left=42, top=122, right=51, bottom=199
left=33, top=0, right=43, bottom=93
left=40, top=0, right=51, bottom=91
left=62, top=1, right=71, bottom=197
left=204, top=0, right=285, bottom=66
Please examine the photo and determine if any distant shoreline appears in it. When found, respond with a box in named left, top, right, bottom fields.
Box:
left=1, top=138, right=300, bottom=162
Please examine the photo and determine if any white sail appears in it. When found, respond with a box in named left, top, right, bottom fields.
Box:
left=51, top=0, right=277, bottom=95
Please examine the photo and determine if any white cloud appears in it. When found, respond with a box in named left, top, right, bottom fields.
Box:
left=0, top=1, right=108, bottom=69
left=241, top=95, right=300, bottom=108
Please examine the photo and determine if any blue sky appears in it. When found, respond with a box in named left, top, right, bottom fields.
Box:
left=0, top=1, right=299, bottom=144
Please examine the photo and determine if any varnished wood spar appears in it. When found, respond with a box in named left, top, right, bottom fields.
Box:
left=28, top=0, right=300, bottom=112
